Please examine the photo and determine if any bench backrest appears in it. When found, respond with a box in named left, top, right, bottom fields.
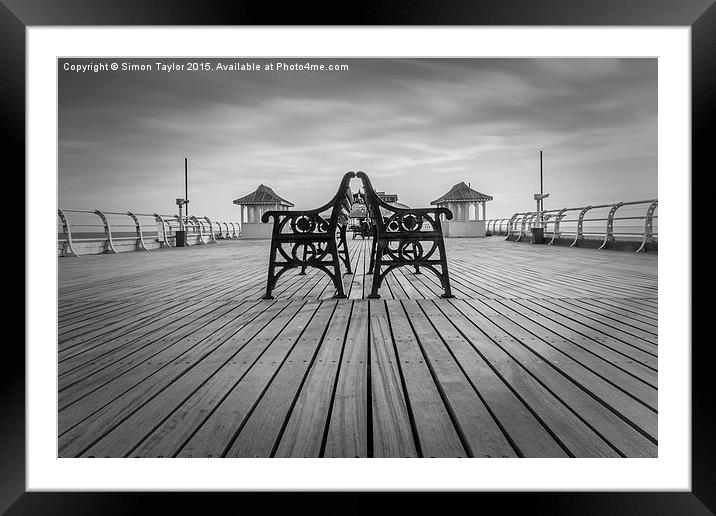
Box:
left=262, top=171, right=355, bottom=236
left=355, top=170, right=451, bottom=237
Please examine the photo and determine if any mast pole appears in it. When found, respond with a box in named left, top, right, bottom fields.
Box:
left=185, top=157, right=189, bottom=220
left=539, top=150, right=544, bottom=213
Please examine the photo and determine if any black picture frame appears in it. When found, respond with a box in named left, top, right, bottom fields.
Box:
left=8, top=0, right=712, bottom=513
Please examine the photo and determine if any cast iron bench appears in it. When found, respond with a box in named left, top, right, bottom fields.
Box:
left=261, top=171, right=354, bottom=299
left=356, top=170, right=454, bottom=299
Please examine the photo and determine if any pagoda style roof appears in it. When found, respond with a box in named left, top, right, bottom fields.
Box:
left=431, top=182, right=493, bottom=205
left=233, top=184, right=294, bottom=207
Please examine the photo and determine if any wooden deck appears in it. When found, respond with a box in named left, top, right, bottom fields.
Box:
left=58, top=237, right=658, bottom=458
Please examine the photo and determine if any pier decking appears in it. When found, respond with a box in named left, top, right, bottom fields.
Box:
left=58, top=237, right=658, bottom=458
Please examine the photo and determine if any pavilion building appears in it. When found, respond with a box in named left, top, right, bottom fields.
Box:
left=431, top=182, right=493, bottom=237
left=233, top=184, right=294, bottom=239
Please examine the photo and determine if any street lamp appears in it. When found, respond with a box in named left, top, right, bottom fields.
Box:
left=176, top=197, right=189, bottom=246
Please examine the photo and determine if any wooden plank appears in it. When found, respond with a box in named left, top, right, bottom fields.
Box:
left=559, top=298, right=658, bottom=336
left=59, top=300, right=293, bottom=457
left=401, top=300, right=517, bottom=458
left=447, top=300, right=656, bottom=457
left=227, top=301, right=338, bottom=457
left=470, top=300, right=657, bottom=440
left=112, top=302, right=311, bottom=458
left=574, top=298, right=659, bottom=326
left=57, top=237, right=659, bottom=457
left=368, top=300, right=418, bottom=457
left=527, top=299, right=658, bottom=355
left=274, top=300, right=354, bottom=457
left=436, top=300, right=620, bottom=457
left=493, top=298, right=657, bottom=388
left=418, top=299, right=568, bottom=457
left=59, top=300, right=260, bottom=422
left=384, top=300, right=467, bottom=457
left=323, top=301, right=369, bottom=457
left=174, top=301, right=320, bottom=458
left=58, top=300, right=252, bottom=389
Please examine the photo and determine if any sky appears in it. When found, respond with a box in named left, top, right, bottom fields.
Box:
left=58, top=58, right=657, bottom=221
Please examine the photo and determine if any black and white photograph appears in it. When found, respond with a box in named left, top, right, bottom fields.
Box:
left=55, top=56, right=660, bottom=459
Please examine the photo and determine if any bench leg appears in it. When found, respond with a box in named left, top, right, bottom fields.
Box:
left=437, top=240, right=454, bottom=298
left=298, top=245, right=308, bottom=275
left=368, top=227, right=377, bottom=274
left=367, top=246, right=383, bottom=299
left=329, top=239, right=347, bottom=298
left=263, top=242, right=279, bottom=299
left=339, top=226, right=352, bottom=274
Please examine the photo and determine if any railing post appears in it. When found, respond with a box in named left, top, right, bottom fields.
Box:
left=175, top=216, right=192, bottom=246
left=153, top=213, right=172, bottom=248
left=94, top=209, right=118, bottom=254
left=599, top=202, right=624, bottom=250
left=636, top=200, right=658, bottom=253
left=517, top=212, right=535, bottom=242
left=190, top=216, right=206, bottom=244
left=570, top=206, right=592, bottom=247
left=127, top=212, right=149, bottom=251
left=203, top=216, right=219, bottom=244
left=506, top=213, right=519, bottom=241
left=57, top=209, right=79, bottom=257
left=549, top=208, right=568, bottom=245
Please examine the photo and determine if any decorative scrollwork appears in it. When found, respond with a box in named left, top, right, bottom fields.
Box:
left=356, top=170, right=454, bottom=299
left=262, top=171, right=356, bottom=300
left=276, top=241, right=329, bottom=265
left=285, top=214, right=331, bottom=234
left=293, top=242, right=317, bottom=264
left=384, top=212, right=429, bottom=233
left=291, top=214, right=317, bottom=234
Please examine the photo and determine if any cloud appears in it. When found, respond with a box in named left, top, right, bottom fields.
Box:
left=59, top=58, right=656, bottom=220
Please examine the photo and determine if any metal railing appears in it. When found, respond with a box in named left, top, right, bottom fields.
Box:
left=58, top=208, right=241, bottom=257
left=486, top=199, right=657, bottom=253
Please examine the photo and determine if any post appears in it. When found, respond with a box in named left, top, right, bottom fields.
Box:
left=539, top=150, right=544, bottom=214
left=176, top=198, right=188, bottom=246
left=184, top=157, right=189, bottom=220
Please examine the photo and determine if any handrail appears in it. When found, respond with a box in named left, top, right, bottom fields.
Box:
left=126, top=211, right=149, bottom=252
left=203, top=216, right=219, bottom=244
left=636, top=200, right=658, bottom=253
left=517, top=212, right=536, bottom=242
left=58, top=208, right=242, bottom=257
left=486, top=198, right=657, bottom=252
left=153, top=213, right=173, bottom=248
left=93, top=210, right=118, bottom=254
left=57, top=209, right=79, bottom=257
left=190, top=215, right=208, bottom=245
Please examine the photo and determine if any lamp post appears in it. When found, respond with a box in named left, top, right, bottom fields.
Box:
left=532, top=192, right=549, bottom=244
left=176, top=197, right=189, bottom=246
left=184, top=157, right=189, bottom=220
